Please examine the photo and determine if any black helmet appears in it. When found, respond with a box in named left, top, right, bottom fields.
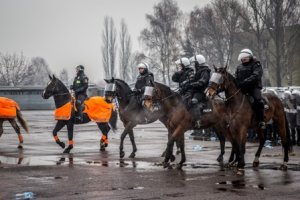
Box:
left=76, top=65, right=84, bottom=71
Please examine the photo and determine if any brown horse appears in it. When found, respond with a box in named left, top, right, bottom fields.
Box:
left=143, top=82, right=229, bottom=168
left=205, top=66, right=290, bottom=173
left=0, top=99, right=29, bottom=149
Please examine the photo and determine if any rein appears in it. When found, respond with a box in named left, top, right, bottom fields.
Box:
left=217, top=88, right=241, bottom=102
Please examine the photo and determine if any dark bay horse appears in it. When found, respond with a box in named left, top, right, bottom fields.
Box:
left=42, top=75, right=112, bottom=153
left=0, top=101, right=28, bottom=149
left=105, top=78, right=183, bottom=160
left=205, top=67, right=290, bottom=173
left=142, top=82, right=229, bottom=168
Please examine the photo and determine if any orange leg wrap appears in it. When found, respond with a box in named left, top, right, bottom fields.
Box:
left=18, top=134, right=24, bottom=143
left=54, top=135, right=59, bottom=141
left=68, top=140, right=74, bottom=145
left=101, top=135, right=108, bottom=144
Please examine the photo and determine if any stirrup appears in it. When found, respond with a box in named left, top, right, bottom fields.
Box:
left=259, top=122, right=266, bottom=129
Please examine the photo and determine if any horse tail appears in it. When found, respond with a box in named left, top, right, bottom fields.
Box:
left=17, top=110, right=29, bottom=133
left=284, top=115, right=293, bottom=152
left=109, top=110, right=118, bottom=130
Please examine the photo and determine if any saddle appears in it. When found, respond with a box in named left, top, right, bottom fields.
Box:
left=246, top=94, right=270, bottom=110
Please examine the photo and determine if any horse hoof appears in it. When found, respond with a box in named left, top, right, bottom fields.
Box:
left=170, top=155, right=176, bottom=162
left=176, top=163, right=183, bottom=170
left=217, top=156, right=224, bottom=163
left=120, top=151, right=125, bottom=158
left=236, top=169, right=245, bottom=176
left=17, top=145, right=23, bottom=149
left=253, top=161, right=260, bottom=168
left=129, top=152, right=135, bottom=158
left=100, top=146, right=105, bottom=152
left=162, top=161, right=169, bottom=168
left=57, top=141, right=65, bottom=149
left=279, top=164, right=288, bottom=171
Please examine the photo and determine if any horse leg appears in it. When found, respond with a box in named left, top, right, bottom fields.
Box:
left=163, top=136, right=175, bottom=168
left=0, top=120, right=3, bottom=137
left=216, top=132, right=225, bottom=164
left=63, top=121, right=74, bottom=154
left=275, top=117, right=290, bottom=171
left=176, top=135, right=186, bottom=170
left=8, top=119, right=23, bottom=149
left=119, top=122, right=135, bottom=158
left=97, top=122, right=110, bottom=152
left=253, top=129, right=265, bottom=167
left=236, top=141, right=246, bottom=175
left=53, top=121, right=66, bottom=149
left=128, top=129, right=137, bottom=158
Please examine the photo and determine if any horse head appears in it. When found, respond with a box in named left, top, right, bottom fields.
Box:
left=205, top=65, right=230, bottom=99
left=104, top=78, right=132, bottom=104
left=42, top=74, right=69, bottom=99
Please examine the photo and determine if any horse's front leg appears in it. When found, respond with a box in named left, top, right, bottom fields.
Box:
left=128, top=129, right=137, bottom=158
left=53, top=121, right=66, bottom=149
left=8, top=119, right=23, bottom=149
left=216, top=131, right=225, bottom=164
left=176, top=134, right=186, bottom=170
left=119, top=122, right=135, bottom=158
left=253, top=129, right=265, bottom=168
left=63, top=121, right=74, bottom=154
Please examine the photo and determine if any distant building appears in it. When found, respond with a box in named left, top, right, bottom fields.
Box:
left=0, top=84, right=104, bottom=110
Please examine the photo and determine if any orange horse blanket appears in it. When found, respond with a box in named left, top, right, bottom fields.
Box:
left=0, top=97, right=20, bottom=119
left=84, top=96, right=114, bottom=122
left=54, top=96, right=114, bottom=122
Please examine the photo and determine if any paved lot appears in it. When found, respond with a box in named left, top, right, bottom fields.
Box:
left=0, top=110, right=299, bottom=199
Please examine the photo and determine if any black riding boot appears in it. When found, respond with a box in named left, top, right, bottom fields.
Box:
left=256, top=102, right=266, bottom=129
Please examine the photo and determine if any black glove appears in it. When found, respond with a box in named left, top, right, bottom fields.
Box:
left=133, top=88, right=142, bottom=94
left=191, top=82, right=202, bottom=88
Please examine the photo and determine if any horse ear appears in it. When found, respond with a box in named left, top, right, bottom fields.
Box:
left=213, top=65, right=217, bottom=72
left=52, top=74, right=56, bottom=79
left=48, top=74, right=52, bottom=80
left=225, top=65, right=228, bottom=71
left=104, top=79, right=109, bottom=83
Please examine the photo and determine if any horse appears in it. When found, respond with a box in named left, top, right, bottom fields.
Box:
left=104, top=78, right=185, bottom=160
left=42, top=75, right=113, bottom=153
left=205, top=66, right=290, bottom=173
left=140, top=81, right=229, bottom=168
left=0, top=97, right=29, bottom=149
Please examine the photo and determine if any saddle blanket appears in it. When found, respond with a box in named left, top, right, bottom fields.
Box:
left=0, top=97, right=20, bottom=119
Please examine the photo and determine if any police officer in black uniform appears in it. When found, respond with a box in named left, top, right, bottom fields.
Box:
left=172, top=57, right=194, bottom=107
left=189, top=54, right=211, bottom=106
left=235, top=49, right=265, bottom=129
left=70, top=65, right=89, bottom=121
left=133, top=62, right=154, bottom=96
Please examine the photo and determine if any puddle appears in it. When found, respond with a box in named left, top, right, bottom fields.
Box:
left=112, top=186, right=145, bottom=191
left=216, top=180, right=266, bottom=190
left=26, top=176, right=67, bottom=184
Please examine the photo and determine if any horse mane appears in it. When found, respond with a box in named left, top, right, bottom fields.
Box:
left=154, top=82, right=178, bottom=99
left=55, top=78, right=70, bottom=93
left=114, top=78, right=132, bottom=92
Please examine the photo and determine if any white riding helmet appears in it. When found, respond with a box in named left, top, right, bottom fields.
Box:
left=137, top=62, right=149, bottom=69
left=238, top=48, right=253, bottom=61
left=175, top=57, right=190, bottom=67
left=189, top=54, right=206, bottom=65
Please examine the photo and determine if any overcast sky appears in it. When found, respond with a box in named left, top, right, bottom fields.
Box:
left=0, top=0, right=210, bottom=83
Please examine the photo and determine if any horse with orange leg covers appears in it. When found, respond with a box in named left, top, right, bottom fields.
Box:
left=42, top=75, right=116, bottom=153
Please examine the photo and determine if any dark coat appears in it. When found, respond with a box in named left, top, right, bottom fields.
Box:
left=72, top=71, right=89, bottom=97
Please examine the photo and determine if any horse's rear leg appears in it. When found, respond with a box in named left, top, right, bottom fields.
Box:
left=63, top=122, right=74, bottom=154
left=128, top=129, right=137, bottom=158
left=216, top=133, right=225, bottom=164
left=8, top=119, right=23, bottom=149
left=276, top=117, right=290, bottom=171
left=53, top=121, right=66, bottom=149
left=253, top=129, right=265, bottom=167
left=176, top=135, right=186, bottom=170
left=97, top=122, right=110, bottom=151
left=0, top=120, right=3, bottom=137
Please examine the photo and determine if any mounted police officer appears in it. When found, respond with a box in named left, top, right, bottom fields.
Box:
left=292, top=89, right=300, bottom=146
left=70, top=65, right=88, bottom=122
left=235, top=49, right=265, bottom=129
left=189, top=54, right=211, bottom=107
left=133, top=62, right=154, bottom=97
left=172, top=57, right=194, bottom=107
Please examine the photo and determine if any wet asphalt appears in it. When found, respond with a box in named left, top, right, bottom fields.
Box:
left=0, top=110, right=300, bottom=200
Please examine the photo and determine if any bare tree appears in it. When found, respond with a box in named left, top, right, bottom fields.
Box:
left=0, top=52, right=29, bottom=86
left=119, top=19, right=132, bottom=81
left=23, top=57, right=51, bottom=86
left=140, top=0, right=182, bottom=85
left=59, top=68, right=69, bottom=85
left=101, top=16, right=117, bottom=78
